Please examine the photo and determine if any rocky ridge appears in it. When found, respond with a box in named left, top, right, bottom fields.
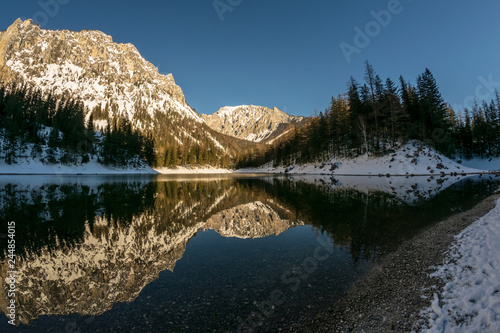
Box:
left=0, top=19, right=188, bottom=116
left=0, top=18, right=228, bottom=151
left=202, top=105, right=305, bottom=143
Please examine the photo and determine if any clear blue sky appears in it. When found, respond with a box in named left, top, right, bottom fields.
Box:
left=1, top=0, right=500, bottom=116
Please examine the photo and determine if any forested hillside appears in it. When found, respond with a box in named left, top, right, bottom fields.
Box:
left=0, top=79, right=269, bottom=169
left=237, top=62, right=500, bottom=168
left=0, top=82, right=155, bottom=166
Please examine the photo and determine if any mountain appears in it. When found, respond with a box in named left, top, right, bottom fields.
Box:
left=0, top=18, right=241, bottom=167
left=0, top=19, right=194, bottom=126
left=202, top=105, right=307, bottom=143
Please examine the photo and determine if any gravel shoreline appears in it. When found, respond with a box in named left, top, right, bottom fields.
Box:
left=290, top=192, right=500, bottom=333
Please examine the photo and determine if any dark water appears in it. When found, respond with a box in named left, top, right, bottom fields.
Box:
left=0, top=174, right=498, bottom=332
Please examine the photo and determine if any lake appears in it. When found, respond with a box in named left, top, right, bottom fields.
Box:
left=0, top=174, right=498, bottom=332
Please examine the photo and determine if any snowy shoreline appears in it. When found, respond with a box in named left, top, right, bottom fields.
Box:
left=1, top=142, right=498, bottom=176
left=422, top=197, right=500, bottom=332
left=236, top=171, right=497, bottom=176
left=1, top=171, right=496, bottom=176
left=0, top=160, right=159, bottom=175
left=2, top=170, right=496, bottom=176
left=299, top=193, right=500, bottom=332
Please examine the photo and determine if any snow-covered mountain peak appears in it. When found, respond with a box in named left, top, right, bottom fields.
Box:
left=0, top=18, right=200, bottom=129
left=215, top=105, right=287, bottom=118
left=203, top=105, right=305, bottom=143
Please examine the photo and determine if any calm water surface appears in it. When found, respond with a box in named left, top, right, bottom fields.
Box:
left=0, top=174, right=498, bottom=332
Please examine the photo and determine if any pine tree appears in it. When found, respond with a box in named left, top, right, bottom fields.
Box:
left=416, top=68, right=453, bottom=154
left=385, top=78, right=406, bottom=146
left=364, top=61, right=379, bottom=146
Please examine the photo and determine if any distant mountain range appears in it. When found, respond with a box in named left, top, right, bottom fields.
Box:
left=0, top=19, right=306, bottom=167
left=202, top=105, right=307, bottom=143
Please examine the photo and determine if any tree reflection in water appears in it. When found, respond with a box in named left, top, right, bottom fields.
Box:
left=0, top=174, right=497, bottom=331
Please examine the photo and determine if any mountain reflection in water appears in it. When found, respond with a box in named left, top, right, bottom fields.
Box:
left=0, top=174, right=498, bottom=332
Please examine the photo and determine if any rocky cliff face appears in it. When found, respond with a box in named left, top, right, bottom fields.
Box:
left=0, top=19, right=191, bottom=117
left=202, top=105, right=305, bottom=143
left=0, top=18, right=227, bottom=151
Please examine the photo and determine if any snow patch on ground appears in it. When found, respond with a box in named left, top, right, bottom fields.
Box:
left=422, top=198, right=500, bottom=332
left=266, top=129, right=292, bottom=145
left=239, top=142, right=490, bottom=176
left=0, top=158, right=157, bottom=175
